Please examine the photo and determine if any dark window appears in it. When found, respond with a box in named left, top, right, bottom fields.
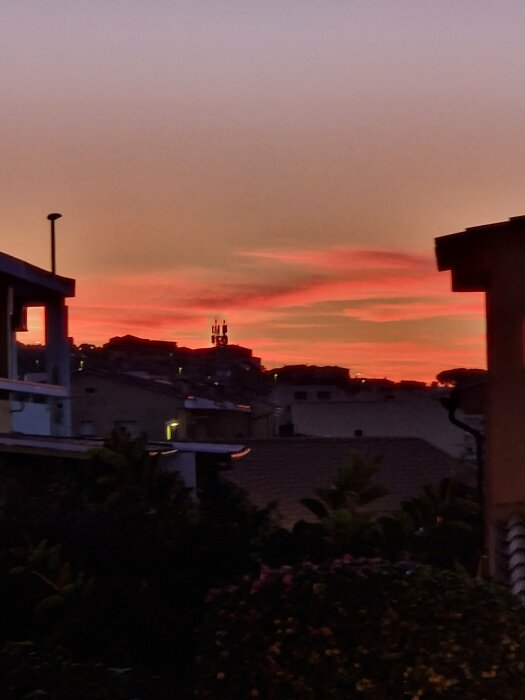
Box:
left=79, top=421, right=95, bottom=437
left=317, top=390, right=331, bottom=400
left=293, top=390, right=307, bottom=400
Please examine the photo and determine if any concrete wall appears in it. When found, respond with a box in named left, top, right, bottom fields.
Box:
left=71, top=373, right=182, bottom=440
left=290, top=395, right=473, bottom=459
left=179, top=408, right=251, bottom=441
left=270, top=383, right=350, bottom=406
left=11, top=401, right=51, bottom=435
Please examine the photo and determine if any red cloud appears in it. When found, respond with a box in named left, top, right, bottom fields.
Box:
left=20, top=244, right=487, bottom=381
left=240, top=246, right=433, bottom=271
left=343, top=296, right=484, bottom=322
left=254, top=338, right=486, bottom=383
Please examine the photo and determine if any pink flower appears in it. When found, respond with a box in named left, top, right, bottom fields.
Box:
left=205, top=588, right=220, bottom=603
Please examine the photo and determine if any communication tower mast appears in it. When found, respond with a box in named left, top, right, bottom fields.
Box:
left=211, top=319, right=228, bottom=346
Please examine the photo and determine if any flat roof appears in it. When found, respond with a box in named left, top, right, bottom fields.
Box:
left=0, top=433, right=247, bottom=460
left=0, top=250, right=75, bottom=300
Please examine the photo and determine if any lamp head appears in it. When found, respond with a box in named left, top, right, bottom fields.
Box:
left=47, top=213, right=62, bottom=221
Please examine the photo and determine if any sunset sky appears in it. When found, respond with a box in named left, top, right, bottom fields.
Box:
left=3, top=2, right=525, bottom=380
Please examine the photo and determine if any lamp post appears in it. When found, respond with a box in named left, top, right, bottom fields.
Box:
left=47, top=212, right=62, bottom=275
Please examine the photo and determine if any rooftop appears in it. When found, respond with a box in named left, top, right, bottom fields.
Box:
left=226, top=437, right=473, bottom=527
left=0, top=250, right=75, bottom=300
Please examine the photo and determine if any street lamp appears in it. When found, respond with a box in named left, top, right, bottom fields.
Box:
left=47, top=212, right=62, bottom=275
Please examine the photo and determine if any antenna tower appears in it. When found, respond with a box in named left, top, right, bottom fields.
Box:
left=211, top=318, right=228, bottom=346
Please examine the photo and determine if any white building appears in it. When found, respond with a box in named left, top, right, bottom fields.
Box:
left=0, top=251, right=74, bottom=436
left=271, top=379, right=479, bottom=461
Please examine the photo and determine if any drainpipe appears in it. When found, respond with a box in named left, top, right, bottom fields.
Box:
left=440, top=392, right=485, bottom=566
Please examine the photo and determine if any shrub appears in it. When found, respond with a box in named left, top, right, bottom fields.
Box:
left=0, top=641, right=131, bottom=700
left=0, top=430, right=286, bottom=696
left=194, top=558, right=525, bottom=699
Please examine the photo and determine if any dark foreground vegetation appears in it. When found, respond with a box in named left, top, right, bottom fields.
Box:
left=1, top=431, right=524, bottom=698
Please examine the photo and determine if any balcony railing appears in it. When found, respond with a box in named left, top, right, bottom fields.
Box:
left=0, top=377, right=67, bottom=398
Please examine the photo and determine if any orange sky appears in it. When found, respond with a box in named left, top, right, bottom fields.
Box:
left=4, top=2, right=524, bottom=381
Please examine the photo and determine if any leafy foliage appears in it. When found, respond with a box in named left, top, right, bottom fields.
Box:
left=396, top=478, right=482, bottom=573
left=295, top=453, right=481, bottom=572
left=0, top=430, right=283, bottom=696
left=0, top=433, right=495, bottom=698
left=194, top=558, right=525, bottom=699
left=436, top=367, right=487, bottom=387
left=298, top=453, right=390, bottom=557
left=0, top=642, right=132, bottom=700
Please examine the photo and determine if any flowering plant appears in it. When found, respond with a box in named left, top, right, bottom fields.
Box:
left=194, top=558, right=525, bottom=699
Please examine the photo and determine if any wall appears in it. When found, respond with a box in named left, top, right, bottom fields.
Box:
left=71, top=373, right=182, bottom=440
left=290, top=394, right=473, bottom=459
left=11, top=401, right=51, bottom=435
left=179, top=408, right=251, bottom=441
left=270, top=383, right=350, bottom=406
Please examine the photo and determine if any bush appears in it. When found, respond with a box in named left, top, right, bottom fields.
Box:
left=0, top=430, right=286, bottom=696
left=194, top=558, right=525, bottom=699
left=0, top=641, right=131, bottom=700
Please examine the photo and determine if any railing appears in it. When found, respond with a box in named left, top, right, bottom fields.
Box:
left=0, top=377, right=67, bottom=398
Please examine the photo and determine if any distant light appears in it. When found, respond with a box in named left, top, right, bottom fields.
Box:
left=178, top=367, right=183, bottom=374
left=165, top=419, right=180, bottom=440
left=232, top=447, right=251, bottom=460
left=273, top=373, right=278, bottom=382
left=361, top=379, right=366, bottom=384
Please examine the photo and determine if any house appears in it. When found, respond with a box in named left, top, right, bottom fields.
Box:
left=270, top=365, right=352, bottom=402
left=270, top=364, right=477, bottom=460
left=287, top=389, right=477, bottom=460
left=0, top=250, right=74, bottom=436
left=436, top=215, right=525, bottom=576
left=71, top=369, right=184, bottom=440
left=0, top=432, right=247, bottom=494
left=71, top=368, right=274, bottom=441
left=0, top=249, right=252, bottom=490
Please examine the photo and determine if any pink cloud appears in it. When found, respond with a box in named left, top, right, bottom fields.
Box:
left=256, top=338, right=486, bottom=382
left=240, top=245, right=433, bottom=272
left=65, top=246, right=454, bottom=323
left=20, top=243, right=487, bottom=381
left=343, top=296, right=484, bottom=322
